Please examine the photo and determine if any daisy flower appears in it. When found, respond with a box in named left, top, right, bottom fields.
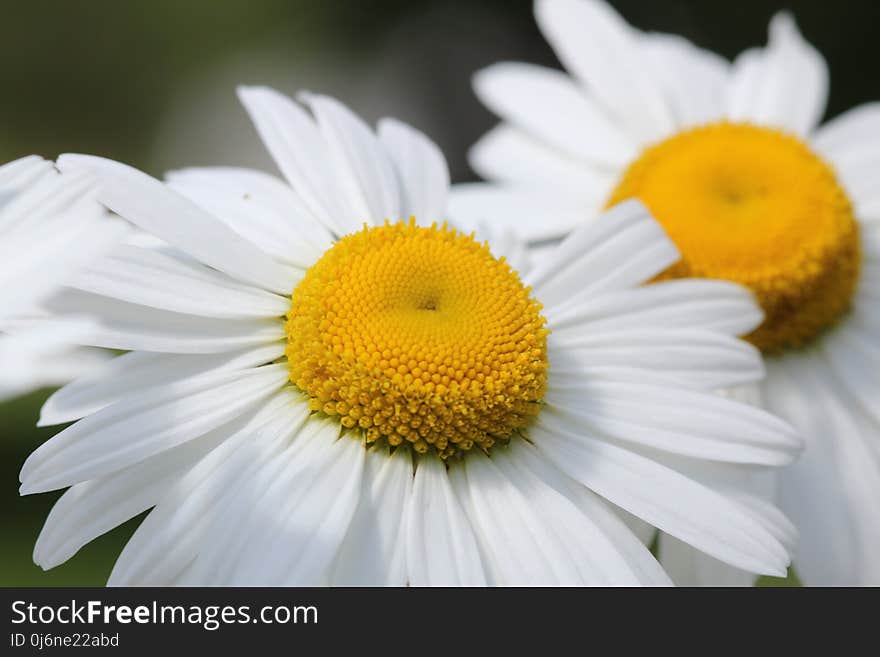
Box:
left=457, top=0, right=880, bottom=585
left=21, top=88, right=800, bottom=586
left=0, top=156, right=125, bottom=401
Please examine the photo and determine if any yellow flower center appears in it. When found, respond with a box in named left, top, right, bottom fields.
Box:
left=607, top=122, right=860, bottom=353
left=286, top=220, right=549, bottom=459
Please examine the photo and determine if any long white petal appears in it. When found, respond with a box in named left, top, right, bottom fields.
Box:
left=377, top=118, right=449, bottom=225
left=468, top=125, right=614, bottom=205
left=237, top=86, right=355, bottom=236
left=406, top=456, right=486, bottom=586
left=42, top=289, right=284, bottom=353
left=108, top=392, right=307, bottom=585
left=447, top=183, right=589, bottom=242
left=547, top=328, right=763, bottom=389
left=299, top=92, right=400, bottom=226
left=542, top=378, right=801, bottom=465
left=166, top=166, right=331, bottom=268
left=56, top=154, right=297, bottom=294
left=726, top=12, right=828, bottom=136
left=226, top=432, right=365, bottom=586
left=767, top=351, right=880, bottom=585
left=546, top=278, right=763, bottom=338
left=39, top=344, right=284, bottom=426
left=20, top=364, right=288, bottom=493
left=473, top=61, right=638, bottom=167
left=524, top=200, right=679, bottom=309
left=505, top=440, right=671, bottom=585
left=33, top=418, right=237, bottom=570
left=330, top=445, right=412, bottom=586
left=71, top=244, right=290, bottom=319
left=535, top=0, right=676, bottom=142
left=532, top=425, right=792, bottom=576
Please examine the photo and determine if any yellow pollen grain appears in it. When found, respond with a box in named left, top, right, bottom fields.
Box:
left=607, top=122, right=860, bottom=353
left=285, top=219, right=549, bottom=459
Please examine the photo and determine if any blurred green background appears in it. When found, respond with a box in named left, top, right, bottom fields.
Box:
left=1, top=0, right=875, bottom=586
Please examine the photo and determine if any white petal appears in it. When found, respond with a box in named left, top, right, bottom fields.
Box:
left=20, top=364, right=288, bottom=493
left=468, top=125, right=614, bottom=204
left=447, top=183, right=587, bottom=242
left=640, top=32, right=730, bottom=129
left=300, top=92, right=400, bottom=225
left=473, top=62, right=638, bottom=167
left=0, top=320, right=112, bottom=399
left=524, top=200, right=679, bottom=310
left=821, top=318, right=880, bottom=428
left=542, top=377, right=801, bottom=465
left=0, top=155, right=55, bottom=191
left=811, top=103, right=880, bottom=216
left=657, top=532, right=755, bottom=587
left=56, top=154, right=297, bottom=294
left=451, top=451, right=582, bottom=585
left=180, top=410, right=327, bottom=584
left=108, top=391, right=307, bottom=585
left=456, top=448, right=647, bottom=585
left=42, top=289, right=284, bottom=353
left=546, top=278, right=763, bottom=338
left=33, top=419, right=234, bottom=569
left=330, top=445, right=412, bottom=586
left=406, top=456, right=486, bottom=586
left=0, top=169, right=128, bottom=317
left=535, top=0, right=676, bottom=142
left=726, top=12, right=828, bottom=136
left=166, top=166, right=331, bottom=268
left=226, top=432, right=365, bottom=586
left=237, top=86, right=351, bottom=234
left=377, top=118, right=450, bottom=225
left=813, top=102, right=880, bottom=163
left=547, top=328, right=763, bottom=389
left=71, top=243, right=290, bottom=319
left=532, top=425, right=791, bottom=576
left=765, top=352, right=880, bottom=585
left=504, top=440, right=671, bottom=585
left=39, top=344, right=284, bottom=426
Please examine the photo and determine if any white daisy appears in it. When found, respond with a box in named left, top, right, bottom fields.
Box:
left=21, top=88, right=800, bottom=586
left=0, top=156, right=126, bottom=401
left=456, top=0, right=880, bottom=585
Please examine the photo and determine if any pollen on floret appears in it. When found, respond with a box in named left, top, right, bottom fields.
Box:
left=607, top=122, right=860, bottom=353
left=285, top=219, right=549, bottom=459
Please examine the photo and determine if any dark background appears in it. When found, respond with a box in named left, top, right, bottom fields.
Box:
left=1, top=0, right=876, bottom=585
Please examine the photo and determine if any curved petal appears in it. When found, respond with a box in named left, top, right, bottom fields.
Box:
left=300, top=92, right=400, bottom=225
left=39, top=344, right=284, bottom=427
left=524, top=200, right=679, bottom=309
left=726, top=12, right=828, bottom=136
left=532, top=424, right=792, bottom=576
left=473, top=61, right=638, bottom=167
left=20, top=364, right=288, bottom=494
left=468, top=125, right=614, bottom=204
left=330, top=446, right=412, bottom=586
left=447, top=183, right=587, bottom=242
left=535, top=0, right=676, bottom=142
left=377, top=118, right=450, bottom=225
left=547, top=328, right=764, bottom=389
left=71, top=244, right=291, bottom=319
left=42, top=289, right=284, bottom=354
left=405, top=456, right=486, bottom=586
left=542, top=377, right=801, bottom=466
left=166, top=166, right=330, bottom=268
left=109, top=392, right=308, bottom=585
left=56, top=154, right=298, bottom=294
left=546, top=278, right=763, bottom=338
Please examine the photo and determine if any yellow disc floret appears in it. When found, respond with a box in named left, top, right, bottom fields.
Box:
left=607, top=122, right=860, bottom=353
left=286, top=219, right=549, bottom=459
